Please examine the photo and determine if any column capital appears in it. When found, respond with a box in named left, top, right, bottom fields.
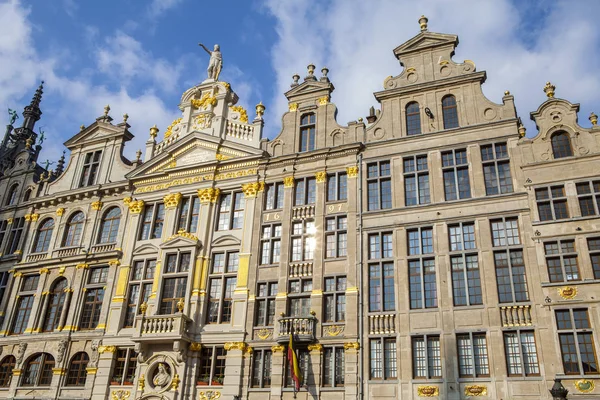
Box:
left=123, top=197, right=144, bottom=213
left=163, top=192, right=182, bottom=209
left=197, top=188, right=220, bottom=204
left=224, top=342, right=247, bottom=352
left=91, top=201, right=103, bottom=211
left=283, top=176, right=295, bottom=188
left=315, top=171, right=327, bottom=183
left=346, top=166, right=359, bottom=178
left=241, top=182, right=263, bottom=198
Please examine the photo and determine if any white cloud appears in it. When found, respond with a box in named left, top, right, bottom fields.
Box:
left=263, top=0, right=600, bottom=138
left=147, top=0, right=184, bottom=18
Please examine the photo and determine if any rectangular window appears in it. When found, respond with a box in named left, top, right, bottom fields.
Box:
left=503, top=330, right=540, bottom=376
left=11, top=295, right=34, bottom=334
left=294, top=177, right=316, bottom=206
left=442, top=149, right=471, bottom=200
left=451, top=255, right=482, bottom=306
left=408, top=227, right=436, bottom=309
left=124, top=259, right=156, bottom=327
left=288, top=278, right=312, bottom=316
left=576, top=181, right=600, bottom=216
left=290, top=220, right=315, bottom=262
left=0, top=271, right=9, bottom=309
left=536, top=186, right=569, bottom=221
left=456, top=333, right=489, bottom=377
left=367, top=161, right=392, bottom=210
left=545, top=240, right=579, bottom=282
left=403, top=155, right=430, bottom=206
left=139, top=203, right=165, bottom=240
left=80, top=267, right=108, bottom=330
left=286, top=349, right=309, bottom=387
left=325, top=215, right=347, bottom=258
left=588, top=238, right=600, bottom=279
left=324, top=276, right=346, bottom=322
left=176, top=196, right=200, bottom=233
left=327, top=172, right=348, bottom=202
left=494, top=250, right=529, bottom=303
left=0, top=220, right=8, bottom=251
left=7, top=217, right=24, bottom=254
left=369, top=338, right=397, bottom=379
left=264, top=182, right=284, bottom=210
left=112, top=348, right=138, bottom=385
left=481, top=143, right=513, bottom=195
left=78, top=150, right=102, bottom=187
left=197, top=346, right=227, bottom=385
left=251, top=349, right=272, bottom=388
left=412, top=335, right=442, bottom=379
left=260, top=224, right=281, bottom=265
left=490, top=217, right=520, bottom=247
left=323, top=347, right=345, bottom=387
left=449, top=222, right=475, bottom=251
left=368, top=232, right=394, bottom=312
left=556, top=309, right=599, bottom=375
left=207, top=252, right=238, bottom=323
left=299, top=113, right=316, bottom=152
left=217, top=192, right=245, bottom=230
left=255, top=282, right=278, bottom=327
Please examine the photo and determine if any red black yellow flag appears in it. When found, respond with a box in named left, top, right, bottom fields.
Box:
left=288, top=333, right=302, bottom=393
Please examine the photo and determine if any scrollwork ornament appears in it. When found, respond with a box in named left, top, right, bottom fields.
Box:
left=199, top=390, right=221, bottom=400
left=558, top=286, right=577, bottom=300
left=111, top=390, right=130, bottom=400
left=256, top=328, right=272, bottom=340
left=465, top=385, right=487, bottom=396
left=16, top=342, right=27, bottom=364
left=417, top=385, right=439, bottom=397
left=325, top=325, right=344, bottom=336
left=575, top=379, right=595, bottom=393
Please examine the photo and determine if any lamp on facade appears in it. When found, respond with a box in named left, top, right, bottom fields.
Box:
left=549, top=379, right=568, bottom=400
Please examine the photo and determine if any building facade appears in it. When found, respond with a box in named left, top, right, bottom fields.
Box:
left=0, top=16, right=599, bottom=400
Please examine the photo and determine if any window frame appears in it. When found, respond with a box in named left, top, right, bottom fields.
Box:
left=588, top=237, right=600, bottom=279
left=481, top=142, right=513, bottom=195
left=5, top=184, right=18, bottom=206
left=78, top=150, right=102, bottom=188
left=62, top=212, right=85, bottom=247
left=124, top=258, right=156, bottom=327
left=216, top=191, right=245, bottom=231
left=449, top=222, right=481, bottom=307
left=299, top=113, right=316, bottom=152
left=159, top=253, right=191, bottom=315
left=412, top=335, right=442, bottom=379
left=260, top=223, right=282, bottom=266
left=369, top=337, right=397, bottom=380
left=325, top=215, right=347, bottom=259
left=441, top=95, right=459, bottom=129
left=327, top=171, right=348, bottom=202
left=551, top=132, right=573, bottom=159
left=408, top=227, right=437, bottom=310
left=197, top=346, right=227, bottom=386
left=294, top=177, right=316, bottom=206
left=65, top=352, right=89, bottom=386
left=290, top=219, right=315, bottom=262
left=503, top=329, right=540, bottom=377
left=287, top=278, right=312, bottom=317
left=251, top=349, right=273, bottom=388
left=98, top=207, right=121, bottom=244
left=21, top=353, right=54, bottom=387
left=535, top=185, right=569, bottom=221
left=456, top=332, right=490, bottom=378
left=138, top=202, right=165, bottom=240
left=206, top=251, right=238, bottom=324
left=324, top=276, right=346, bottom=323
left=42, top=278, right=67, bottom=332
left=403, top=154, right=430, bottom=206
left=576, top=180, right=600, bottom=217
left=33, top=218, right=54, bottom=253
left=544, top=239, right=580, bottom=283
left=7, top=217, right=25, bottom=254
left=176, top=195, right=200, bottom=234
left=0, top=355, right=16, bottom=387
left=10, top=274, right=39, bottom=335
left=555, top=309, right=599, bottom=375
left=264, top=182, right=284, bottom=210
left=112, top=348, right=138, bottom=386
left=406, top=102, right=421, bottom=135
left=368, top=232, right=394, bottom=312
left=79, top=266, right=108, bottom=330
left=442, top=148, right=471, bottom=201
left=323, top=346, right=345, bottom=387
left=366, top=160, right=392, bottom=211
left=255, top=282, right=278, bottom=327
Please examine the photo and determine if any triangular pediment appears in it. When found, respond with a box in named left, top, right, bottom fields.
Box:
left=160, top=232, right=202, bottom=249
left=285, top=80, right=334, bottom=99
left=64, top=120, right=132, bottom=149
left=393, top=31, right=458, bottom=58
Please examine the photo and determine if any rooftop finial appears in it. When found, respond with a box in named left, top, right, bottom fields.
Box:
left=544, top=82, right=555, bottom=98
left=419, top=15, right=428, bottom=32
left=104, top=104, right=111, bottom=117
left=291, top=73, right=300, bottom=87
left=149, top=125, right=159, bottom=139
left=590, top=112, right=598, bottom=126
left=30, top=81, right=44, bottom=109
left=305, top=64, right=317, bottom=82
left=123, top=113, right=129, bottom=123
left=255, top=101, right=265, bottom=118
left=135, top=149, right=142, bottom=162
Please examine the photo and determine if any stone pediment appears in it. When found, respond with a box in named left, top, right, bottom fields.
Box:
left=160, top=231, right=202, bottom=249
left=211, top=234, right=241, bottom=247
left=132, top=243, right=159, bottom=255
left=393, top=31, right=458, bottom=59
left=64, top=120, right=132, bottom=149
left=284, top=79, right=334, bottom=104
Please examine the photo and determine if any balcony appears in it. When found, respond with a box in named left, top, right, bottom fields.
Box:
left=26, top=252, right=48, bottom=262
left=368, top=314, right=396, bottom=334
left=500, top=305, right=532, bottom=327
left=91, top=243, right=117, bottom=254
left=292, top=205, right=315, bottom=220
left=277, top=316, right=317, bottom=344
left=132, top=313, right=192, bottom=343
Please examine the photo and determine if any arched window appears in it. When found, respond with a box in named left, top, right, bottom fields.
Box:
left=66, top=352, right=89, bottom=386
left=63, top=212, right=84, bottom=247
left=0, top=355, right=16, bottom=387
left=33, top=218, right=54, bottom=253
left=22, top=353, right=54, bottom=386
left=98, top=207, right=121, bottom=244
left=5, top=184, right=18, bottom=206
left=551, top=132, right=573, bottom=158
left=406, top=102, right=421, bottom=135
left=24, top=188, right=32, bottom=202
left=299, top=113, right=316, bottom=152
left=42, top=278, right=67, bottom=332
left=442, top=95, right=459, bottom=129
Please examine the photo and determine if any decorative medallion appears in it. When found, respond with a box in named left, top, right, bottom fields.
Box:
left=256, top=328, right=273, bottom=340
left=98, top=345, right=117, bottom=354
left=271, top=345, right=285, bottom=353
left=465, top=385, right=487, bottom=396
left=199, top=390, right=221, bottom=400
left=417, top=385, right=439, bottom=397
left=575, top=379, right=595, bottom=393
left=224, top=342, right=247, bottom=351
left=229, top=105, right=249, bottom=123
left=111, top=390, right=130, bottom=400
left=194, top=112, right=213, bottom=130
left=558, top=286, right=577, bottom=300
left=164, top=118, right=182, bottom=139
left=324, top=325, right=344, bottom=337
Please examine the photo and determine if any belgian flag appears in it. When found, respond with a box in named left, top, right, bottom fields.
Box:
left=288, top=333, right=302, bottom=394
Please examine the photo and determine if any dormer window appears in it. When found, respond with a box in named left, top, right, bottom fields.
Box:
left=551, top=132, right=573, bottom=159
left=79, top=150, right=102, bottom=188
left=442, top=95, right=459, bottom=129
left=5, top=184, right=18, bottom=206
left=299, top=113, right=316, bottom=152
left=406, top=102, right=421, bottom=135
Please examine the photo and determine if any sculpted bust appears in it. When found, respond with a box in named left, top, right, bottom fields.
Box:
left=152, top=363, right=170, bottom=388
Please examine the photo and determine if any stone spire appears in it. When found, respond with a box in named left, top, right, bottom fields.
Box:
left=22, top=81, right=44, bottom=132
left=55, top=150, right=66, bottom=175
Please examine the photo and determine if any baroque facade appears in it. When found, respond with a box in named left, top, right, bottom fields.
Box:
left=0, top=16, right=599, bottom=400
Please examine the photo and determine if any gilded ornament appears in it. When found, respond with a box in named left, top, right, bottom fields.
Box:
left=504, top=90, right=511, bottom=96
left=417, top=385, right=439, bottom=397
left=518, top=123, right=526, bottom=138
left=255, top=102, right=265, bottom=118
left=590, top=112, right=598, bottom=126
left=76, top=263, right=89, bottom=270
left=58, top=266, right=66, bottom=275
left=190, top=342, right=202, bottom=351
left=6, top=218, right=12, bottom=224
left=346, top=166, right=359, bottom=178
left=307, top=343, right=322, bottom=352
left=558, top=286, right=577, bottom=300
left=271, top=344, right=285, bottom=353
left=108, top=260, right=121, bottom=267
left=171, top=373, right=180, bottom=391
left=325, top=325, right=344, bottom=337
left=199, top=391, right=221, bottom=400
left=176, top=298, right=184, bottom=312
left=56, top=208, right=65, bottom=216
left=229, top=105, right=249, bottom=123
left=318, top=96, right=329, bottom=106
left=465, top=385, right=487, bottom=396
left=52, top=368, right=66, bottom=375
left=163, top=192, right=182, bottom=209
left=149, top=125, right=159, bottom=139
left=544, top=81, right=556, bottom=98
left=164, top=118, right=182, bottom=139
left=574, top=379, right=595, bottom=393
left=192, top=92, right=218, bottom=110
left=197, top=188, right=220, bottom=203
left=98, top=345, right=117, bottom=354
left=91, top=201, right=103, bottom=211
left=218, top=81, right=231, bottom=91
left=283, top=176, right=295, bottom=188
left=418, top=15, right=428, bottom=31
left=224, top=342, right=247, bottom=351
left=138, top=374, right=145, bottom=390
left=166, top=229, right=199, bottom=242
left=194, top=112, right=213, bottom=130
left=288, top=102, right=298, bottom=112
left=111, top=390, right=130, bottom=400
left=39, top=268, right=50, bottom=274
left=139, top=302, right=148, bottom=315
left=343, top=342, right=360, bottom=351
left=24, top=214, right=32, bottom=222
left=12, top=369, right=22, bottom=376
left=315, top=171, right=327, bottom=183
left=256, top=328, right=272, bottom=340
left=127, top=200, right=145, bottom=214
left=14, top=249, right=23, bottom=255
left=30, top=213, right=39, bottom=222
left=241, top=182, right=261, bottom=198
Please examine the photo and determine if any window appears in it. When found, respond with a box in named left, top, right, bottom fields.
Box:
left=79, top=150, right=102, bottom=187
left=406, top=102, right=421, bottom=135
left=288, top=278, right=312, bottom=317
left=207, top=252, right=238, bottom=323
left=255, top=282, right=278, bottom=327
left=449, top=223, right=481, bottom=307
left=63, top=212, right=84, bottom=247
left=551, top=132, right=573, bottom=159
left=42, top=278, right=67, bottom=332
left=327, top=172, right=347, bottom=202
left=139, top=203, right=165, bottom=240
left=7, top=217, right=25, bottom=254
left=124, top=259, right=156, bottom=327
left=536, top=186, right=569, bottom=221
left=545, top=240, right=579, bottom=282
left=176, top=196, right=200, bottom=233
left=576, top=181, right=600, bottom=216
left=588, top=238, right=600, bottom=279
left=412, top=335, right=441, bottom=379
left=556, top=309, right=598, bottom=375
left=23, top=188, right=32, bottom=202
left=251, top=349, right=272, bottom=388
left=294, top=177, right=316, bottom=206
left=0, top=220, right=8, bottom=250
left=324, top=276, right=346, bottom=322
left=503, top=330, right=540, bottom=376
left=323, top=347, right=345, bottom=387
left=0, top=272, right=8, bottom=310
left=490, top=217, right=520, bottom=247
left=368, top=233, right=394, bottom=312
left=264, top=182, right=284, bottom=210
left=286, top=349, right=309, bottom=387
left=66, top=352, right=88, bottom=386
left=494, top=250, right=528, bottom=303
left=481, top=143, right=513, bottom=195
left=160, top=253, right=190, bottom=315
left=197, top=346, right=227, bottom=385
left=260, top=224, right=281, bottom=265
left=299, top=113, right=316, bottom=152
left=370, top=338, right=397, bottom=379
left=5, top=184, right=18, bottom=206
left=112, top=348, right=137, bottom=385
left=456, top=333, right=489, bottom=377
left=217, top=192, right=245, bottom=230
left=442, top=149, right=471, bottom=200
left=0, top=355, right=15, bottom=387
left=33, top=218, right=54, bottom=253
left=11, top=274, right=39, bottom=334
left=442, top=95, right=459, bottom=129
left=367, top=161, right=392, bottom=210
left=21, top=353, right=54, bottom=386
left=325, top=215, right=347, bottom=258
left=403, top=155, right=430, bottom=206
left=408, top=227, right=437, bottom=309
left=98, top=207, right=121, bottom=244
left=290, top=220, right=316, bottom=262
left=80, top=267, right=108, bottom=330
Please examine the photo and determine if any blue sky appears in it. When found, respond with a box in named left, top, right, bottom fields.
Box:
left=1, top=0, right=600, bottom=164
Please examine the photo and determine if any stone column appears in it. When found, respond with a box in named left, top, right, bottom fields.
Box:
left=429, top=150, right=444, bottom=203
left=34, top=291, right=50, bottom=332
left=270, top=344, right=286, bottom=399
left=345, top=166, right=359, bottom=338
left=222, top=342, right=247, bottom=399
left=91, top=345, right=117, bottom=400
left=307, top=343, right=322, bottom=395
left=62, top=265, right=88, bottom=332
left=57, top=289, right=73, bottom=331
left=343, top=342, right=360, bottom=400
left=468, top=144, right=485, bottom=198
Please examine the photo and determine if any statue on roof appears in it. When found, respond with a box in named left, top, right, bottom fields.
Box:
left=198, top=43, right=223, bottom=81
left=8, top=109, right=18, bottom=126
